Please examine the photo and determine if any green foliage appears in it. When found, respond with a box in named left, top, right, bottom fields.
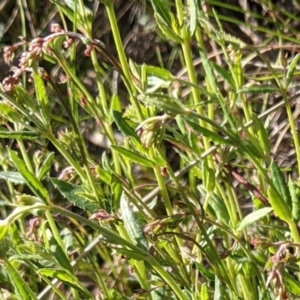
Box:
left=1, top=0, right=300, bottom=299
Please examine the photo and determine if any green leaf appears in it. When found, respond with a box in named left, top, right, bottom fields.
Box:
left=270, top=161, right=292, bottom=209
left=0, top=219, right=9, bottom=244
left=267, top=187, right=292, bottom=223
left=189, top=0, right=197, bottom=36
left=200, top=283, right=209, bottom=300
left=45, top=228, right=73, bottom=272
left=112, top=111, right=138, bottom=138
left=95, top=166, right=112, bottom=185
left=199, top=186, right=230, bottom=226
left=150, top=0, right=171, bottom=25
left=9, top=150, right=49, bottom=203
left=51, top=178, right=100, bottom=212
left=50, top=0, right=93, bottom=34
left=251, top=114, right=271, bottom=155
left=289, top=177, right=300, bottom=222
left=185, top=119, right=233, bottom=144
left=0, top=129, right=40, bottom=139
left=110, top=94, right=122, bottom=112
left=37, top=152, right=55, bottom=180
left=14, top=85, right=37, bottom=112
left=111, top=146, right=156, bottom=168
left=138, top=93, right=186, bottom=116
left=237, top=207, right=273, bottom=231
left=37, top=268, right=92, bottom=299
left=0, top=171, right=26, bottom=184
left=145, top=65, right=172, bottom=81
left=32, top=66, right=51, bottom=123
left=237, top=84, right=278, bottom=94
left=0, top=102, right=23, bottom=123
left=211, top=62, right=235, bottom=89
left=286, top=53, right=300, bottom=87
left=107, top=289, right=129, bottom=300
left=120, top=192, right=148, bottom=251
left=284, top=269, right=300, bottom=296
left=155, top=14, right=183, bottom=43
left=202, top=160, right=215, bottom=193
left=5, top=259, right=36, bottom=300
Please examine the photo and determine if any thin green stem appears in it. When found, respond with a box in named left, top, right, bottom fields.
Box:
left=105, top=2, right=144, bottom=120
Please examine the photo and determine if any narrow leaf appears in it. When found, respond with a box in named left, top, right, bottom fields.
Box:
left=38, top=268, right=92, bottom=299
left=9, top=150, right=48, bottom=203
left=189, top=0, right=197, bottom=36
left=268, top=187, right=292, bottom=223
left=211, top=62, right=235, bottom=88
left=5, top=259, right=36, bottom=300
left=150, top=0, right=171, bottom=25
left=185, top=119, right=233, bottom=144
left=271, top=161, right=292, bottom=209
left=238, top=84, right=278, bottom=94
left=120, top=192, right=148, bottom=251
left=0, top=130, right=40, bottom=139
left=289, top=177, right=300, bottom=222
left=112, top=110, right=138, bottom=138
left=111, top=146, right=156, bottom=168
left=45, top=228, right=73, bottom=272
left=38, top=152, right=55, bottom=180
left=237, top=207, right=273, bottom=231
left=251, top=114, right=271, bottom=155
left=286, top=53, right=300, bottom=87
left=32, top=66, right=51, bottom=123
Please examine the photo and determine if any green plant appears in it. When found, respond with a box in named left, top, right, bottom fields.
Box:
left=1, top=0, right=300, bottom=299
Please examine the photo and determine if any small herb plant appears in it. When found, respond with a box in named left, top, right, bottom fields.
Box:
left=1, top=0, right=300, bottom=299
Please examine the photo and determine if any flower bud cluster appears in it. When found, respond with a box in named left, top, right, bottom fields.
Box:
left=135, top=115, right=169, bottom=148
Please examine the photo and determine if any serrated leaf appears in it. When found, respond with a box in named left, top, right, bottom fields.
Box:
left=111, top=146, right=156, bottom=168
left=37, top=268, right=92, bottom=299
left=271, top=161, right=292, bottom=209
left=268, top=187, right=292, bottom=223
left=9, top=150, right=48, bottom=203
left=237, top=207, right=273, bottom=231
left=51, top=178, right=100, bottom=212
left=0, top=171, right=26, bottom=184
